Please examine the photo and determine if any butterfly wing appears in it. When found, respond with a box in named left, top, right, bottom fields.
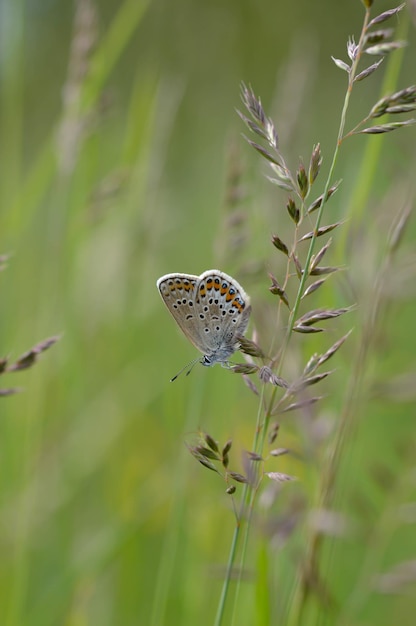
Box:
left=157, top=273, right=209, bottom=354
left=192, top=270, right=251, bottom=362
left=157, top=270, right=251, bottom=363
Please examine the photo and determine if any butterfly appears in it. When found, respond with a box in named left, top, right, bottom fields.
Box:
left=157, top=269, right=251, bottom=380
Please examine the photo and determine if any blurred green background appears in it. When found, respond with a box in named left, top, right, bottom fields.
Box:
left=1, top=0, right=416, bottom=624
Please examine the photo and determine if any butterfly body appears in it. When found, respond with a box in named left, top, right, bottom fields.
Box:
left=157, top=270, right=251, bottom=369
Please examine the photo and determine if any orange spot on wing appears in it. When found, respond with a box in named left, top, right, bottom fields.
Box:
left=233, top=299, right=244, bottom=312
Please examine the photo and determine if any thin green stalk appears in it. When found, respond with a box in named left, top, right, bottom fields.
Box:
left=282, top=7, right=370, bottom=366
left=214, top=387, right=266, bottom=626
left=216, top=11, right=372, bottom=625
left=256, top=5, right=370, bottom=476
left=214, top=517, right=241, bottom=626
left=313, top=209, right=412, bottom=625
left=286, top=8, right=390, bottom=625
left=336, top=10, right=410, bottom=258
left=214, top=4, right=412, bottom=624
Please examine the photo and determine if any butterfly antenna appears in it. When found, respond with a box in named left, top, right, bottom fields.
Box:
left=170, top=356, right=202, bottom=382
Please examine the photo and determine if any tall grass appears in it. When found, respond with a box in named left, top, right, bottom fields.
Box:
left=0, top=1, right=415, bottom=625
left=179, top=3, right=416, bottom=625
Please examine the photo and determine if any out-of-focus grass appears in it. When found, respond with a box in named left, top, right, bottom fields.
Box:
left=0, top=1, right=415, bottom=625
